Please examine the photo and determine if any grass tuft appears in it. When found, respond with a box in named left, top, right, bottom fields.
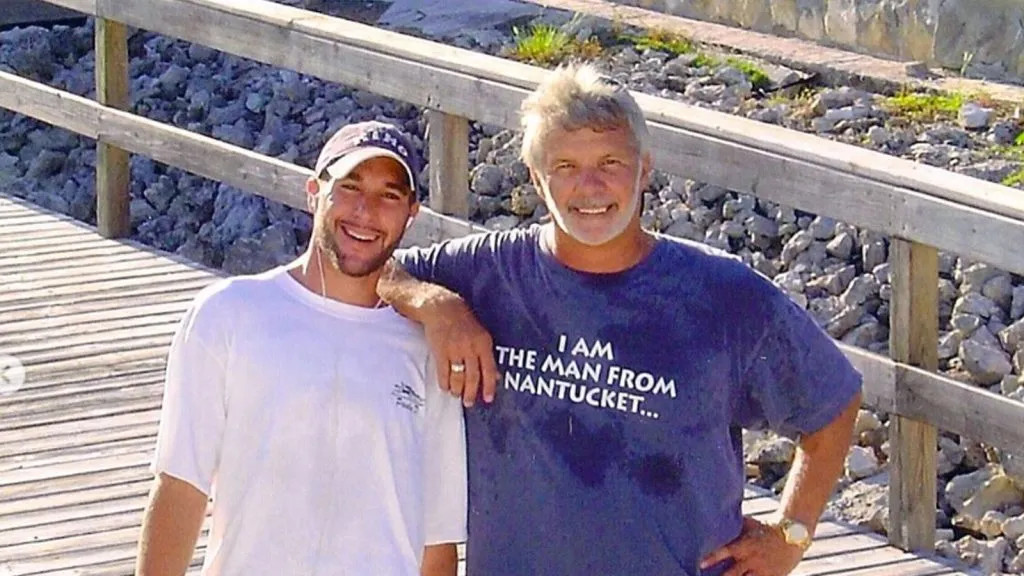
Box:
left=880, top=90, right=964, bottom=122
left=509, top=21, right=605, bottom=65
left=619, top=27, right=694, bottom=56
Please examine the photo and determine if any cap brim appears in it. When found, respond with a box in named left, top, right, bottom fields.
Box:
left=323, top=147, right=417, bottom=194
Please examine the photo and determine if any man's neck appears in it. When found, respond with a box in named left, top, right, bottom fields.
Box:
left=287, top=249, right=383, bottom=308
left=543, top=223, right=654, bottom=274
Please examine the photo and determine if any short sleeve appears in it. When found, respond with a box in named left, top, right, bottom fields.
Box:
left=422, top=354, right=468, bottom=545
left=733, top=279, right=863, bottom=439
left=150, top=293, right=229, bottom=497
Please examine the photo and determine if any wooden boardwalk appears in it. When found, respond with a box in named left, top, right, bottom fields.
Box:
left=0, top=191, right=977, bottom=575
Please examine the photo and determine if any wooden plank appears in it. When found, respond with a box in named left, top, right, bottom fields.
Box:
left=6, top=313, right=184, bottom=351
left=0, top=494, right=146, bottom=539
left=0, top=370, right=163, bottom=406
left=0, top=480, right=153, bottom=526
left=0, top=532, right=207, bottom=575
left=22, top=0, right=97, bottom=15
left=0, top=382, right=162, bottom=422
left=0, top=395, right=161, bottom=433
left=3, top=300, right=190, bottom=334
left=2, top=262, right=205, bottom=294
left=0, top=241, right=139, bottom=266
left=1, top=249, right=157, bottom=275
left=888, top=240, right=939, bottom=552
left=2, top=290, right=197, bottom=323
left=0, top=411, right=160, bottom=449
left=95, top=17, right=131, bottom=238
left=0, top=271, right=213, bottom=307
left=427, top=110, right=470, bottom=217
left=900, top=365, right=1024, bottom=459
left=0, top=434, right=158, bottom=472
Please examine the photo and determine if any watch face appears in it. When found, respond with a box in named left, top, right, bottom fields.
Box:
left=788, top=522, right=810, bottom=543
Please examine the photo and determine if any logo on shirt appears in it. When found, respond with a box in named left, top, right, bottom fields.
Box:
left=392, top=382, right=425, bottom=414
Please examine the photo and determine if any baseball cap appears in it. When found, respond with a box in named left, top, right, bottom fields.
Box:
left=313, top=121, right=424, bottom=195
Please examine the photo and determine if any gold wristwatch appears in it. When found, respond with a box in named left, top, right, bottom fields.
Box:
left=770, top=517, right=813, bottom=552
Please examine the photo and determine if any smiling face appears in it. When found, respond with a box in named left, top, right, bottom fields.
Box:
left=307, top=155, right=418, bottom=278
left=534, top=124, right=650, bottom=247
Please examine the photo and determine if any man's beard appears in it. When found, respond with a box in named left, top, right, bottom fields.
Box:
left=313, top=218, right=399, bottom=278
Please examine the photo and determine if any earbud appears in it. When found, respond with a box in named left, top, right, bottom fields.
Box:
left=405, top=217, right=414, bottom=230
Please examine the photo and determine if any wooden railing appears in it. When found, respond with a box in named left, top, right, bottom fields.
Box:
left=4, top=0, right=1024, bottom=554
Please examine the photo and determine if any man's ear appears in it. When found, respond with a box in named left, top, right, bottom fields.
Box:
left=639, top=152, right=653, bottom=188
left=305, top=178, right=319, bottom=213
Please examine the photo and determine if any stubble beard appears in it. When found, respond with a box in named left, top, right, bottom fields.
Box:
left=312, top=215, right=399, bottom=278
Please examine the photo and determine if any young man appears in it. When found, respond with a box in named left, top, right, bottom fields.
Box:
left=381, top=64, right=863, bottom=576
left=136, top=121, right=467, bottom=576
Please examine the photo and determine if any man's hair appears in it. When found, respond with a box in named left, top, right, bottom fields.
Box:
left=519, top=62, right=651, bottom=173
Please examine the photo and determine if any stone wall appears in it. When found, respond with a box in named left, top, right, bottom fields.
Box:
left=614, top=0, right=1024, bottom=83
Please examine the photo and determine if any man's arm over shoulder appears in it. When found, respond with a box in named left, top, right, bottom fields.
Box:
left=420, top=354, right=467, bottom=576
left=391, top=231, right=496, bottom=298
left=136, top=286, right=231, bottom=575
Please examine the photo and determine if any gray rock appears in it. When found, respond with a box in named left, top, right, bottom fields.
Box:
left=954, top=292, right=1002, bottom=318
left=960, top=338, right=1013, bottom=385
left=781, top=230, right=814, bottom=265
left=744, top=214, right=778, bottom=238
left=861, top=239, right=886, bottom=272
left=825, top=232, right=855, bottom=260
left=938, top=436, right=966, bottom=476
left=846, top=446, right=882, bottom=480
left=826, top=471, right=889, bottom=534
left=744, top=431, right=796, bottom=465
left=939, top=331, right=965, bottom=360
left=982, top=274, right=1015, bottom=311
left=1012, top=286, right=1024, bottom=321
left=951, top=313, right=984, bottom=335
left=470, top=164, right=504, bottom=197
left=213, top=121, right=255, bottom=149
left=143, top=175, right=178, bottom=213
left=1001, top=375, right=1022, bottom=397
left=840, top=274, right=879, bottom=307
left=959, top=103, right=993, bottom=130
left=26, top=150, right=65, bottom=179
left=988, top=121, right=1019, bottom=145
left=867, top=126, right=888, bottom=147
left=808, top=216, right=837, bottom=240
left=774, top=271, right=805, bottom=294
left=999, top=319, right=1024, bottom=354
left=841, top=320, right=885, bottom=348
left=223, top=223, right=298, bottom=275
left=827, top=305, right=865, bottom=338
left=959, top=159, right=1021, bottom=184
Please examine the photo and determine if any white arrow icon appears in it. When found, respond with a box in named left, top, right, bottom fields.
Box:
left=0, top=354, right=26, bottom=396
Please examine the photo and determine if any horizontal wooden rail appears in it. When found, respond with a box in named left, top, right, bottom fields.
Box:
left=0, top=70, right=484, bottom=246
left=2, top=68, right=1023, bottom=458
left=36, top=0, right=1024, bottom=277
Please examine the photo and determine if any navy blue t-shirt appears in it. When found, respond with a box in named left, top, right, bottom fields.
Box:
left=397, top=226, right=862, bottom=576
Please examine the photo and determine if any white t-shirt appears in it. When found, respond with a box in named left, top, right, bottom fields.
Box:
left=151, top=265, right=467, bottom=576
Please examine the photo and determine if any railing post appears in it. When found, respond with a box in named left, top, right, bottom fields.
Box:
left=888, top=239, right=939, bottom=551
left=426, top=110, right=470, bottom=218
left=94, top=17, right=131, bottom=238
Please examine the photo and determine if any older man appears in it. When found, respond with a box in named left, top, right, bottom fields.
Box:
left=136, top=121, right=467, bottom=576
left=381, top=63, right=862, bottom=576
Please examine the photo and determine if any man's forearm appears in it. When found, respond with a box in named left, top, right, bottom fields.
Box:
left=377, top=259, right=461, bottom=324
left=135, top=474, right=208, bottom=576
left=777, top=392, right=862, bottom=533
left=421, top=543, right=459, bottom=576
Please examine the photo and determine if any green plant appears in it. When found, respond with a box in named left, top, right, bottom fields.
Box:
left=725, top=57, right=771, bottom=91
left=880, top=89, right=964, bottom=122
left=509, top=19, right=606, bottom=65
left=619, top=27, right=694, bottom=56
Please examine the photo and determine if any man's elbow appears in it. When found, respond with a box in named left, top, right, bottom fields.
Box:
left=803, top=389, right=863, bottom=451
